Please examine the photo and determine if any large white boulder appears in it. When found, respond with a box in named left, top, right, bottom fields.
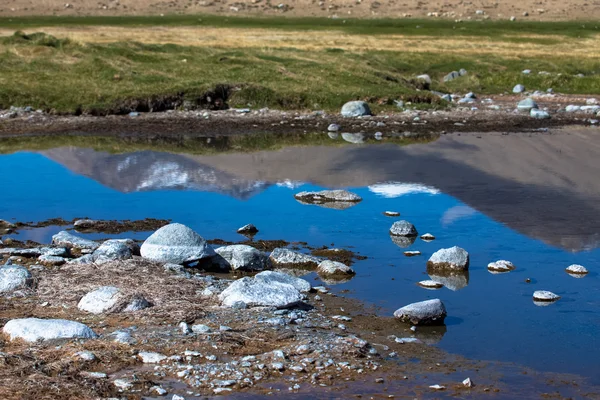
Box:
left=427, top=246, right=469, bottom=270
left=3, top=318, right=98, bottom=342
left=393, top=299, right=447, bottom=325
left=140, top=223, right=215, bottom=264
left=0, top=263, right=32, bottom=294
left=219, top=271, right=310, bottom=308
left=214, top=245, right=270, bottom=272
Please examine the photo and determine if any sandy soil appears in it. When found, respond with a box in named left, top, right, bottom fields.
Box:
left=1, top=0, right=598, bottom=21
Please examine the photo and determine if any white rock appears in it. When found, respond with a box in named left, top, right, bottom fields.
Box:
left=430, top=384, right=446, bottom=390
left=317, top=260, right=355, bottom=277
left=513, top=84, right=525, bottom=94
left=138, top=351, right=167, bottom=363
left=404, top=251, right=421, bottom=257
left=420, top=233, right=436, bottom=241
left=427, top=246, right=469, bottom=270
left=75, top=351, right=96, bottom=361
left=393, top=299, right=447, bottom=325
left=52, top=231, right=99, bottom=250
left=151, top=386, right=168, bottom=395
left=417, top=280, right=444, bottom=289
left=219, top=271, right=308, bottom=308
left=191, top=324, right=211, bottom=334
left=113, top=379, right=133, bottom=390
left=530, top=109, right=550, bottom=119
left=327, top=123, right=341, bottom=132
left=463, top=377, right=474, bottom=387
left=389, top=220, right=418, bottom=236
left=341, top=101, right=371, bottom=117
left=140, top=223, right=215, bottom=264
left=0, top=264, right=32, bottom=294
left=294, top=190, right=362, bottom=203
left=2, top=318, right=97, bottom=342
left=565, top=264, right=588, bottom=275
left=78, top=286, right=121, bottom=314
left=269, top=248, right=321, bottom=267
left=532, top=290, right=560, bottom=302
left=487, top=260, right=516, bottom=273
left=384, top=211, right=400, bottom=217
left=214, top=245, right=270, bottom=272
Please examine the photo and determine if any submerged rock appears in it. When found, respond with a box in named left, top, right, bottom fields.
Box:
left=389, top=220, right=418, bottom=237
left=219, top=271, right=309, bottom=308
left=341, top=101, right=372, bottom=117
left=269, top=248, right=321, bottom=268
left=383, top=211, right=400, bottom=217
left=404, top=251, right=421, bottom=257
left=52, top=231, right=99, bottom=251
left=0, top=264, right=32, bottom=294
left=565, top=264, right=588, bottom=276
left=294, top=190, right=362, bottom=204
left=3, top=318, right=97, bottom=342
left=214, top=245, right=270, bottom=272
left=317, top=260, right=355, bottom=278
left=394, top=299, right=447, bottom=325
left=533, top=290, right=561, bottom=302
left=487, top=260, right=516, bottom=273
left=427, top=246, right=469, bottom=271
left=140, top=223, right=215, bottom=264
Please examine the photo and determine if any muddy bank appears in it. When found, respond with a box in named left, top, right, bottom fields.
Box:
left=0, top=99, right=595, bottom=138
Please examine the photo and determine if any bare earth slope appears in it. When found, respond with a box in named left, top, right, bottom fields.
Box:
left=2, top=0, right=599, bottom=21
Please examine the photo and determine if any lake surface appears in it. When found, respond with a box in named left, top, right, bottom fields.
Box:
left=1, top=130, right=599, bottom=382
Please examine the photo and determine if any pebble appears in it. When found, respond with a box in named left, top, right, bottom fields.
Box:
left=404, top=251, right=421, bottom=257
left=463, top=377, right=474, bottom=387
left=429, top=384, right=446, bottom=390
left=384, top=211, right=400, bottom=217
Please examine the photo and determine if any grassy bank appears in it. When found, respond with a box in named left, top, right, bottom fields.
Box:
left=0, top=16, right=599, bottom=114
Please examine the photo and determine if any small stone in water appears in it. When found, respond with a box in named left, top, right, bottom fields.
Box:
left=565, top=264, right=588, bottom=275
left=533, top=290, right=560, bottom=302
left=463, top=377, right=474, bottom=387
left=429, top=384, right=446, bottom=390
left=420, top=233, right=435, bottom=241
left=417, top=280, right=444, bottom=289
left=384, top=211, right=400, bottom=217
left=404, top=251, right=421, bottom=257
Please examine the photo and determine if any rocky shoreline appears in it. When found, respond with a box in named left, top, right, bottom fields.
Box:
left=1, top=210, right=598, bottom=399
left=1, top=93, right=599, bottom=138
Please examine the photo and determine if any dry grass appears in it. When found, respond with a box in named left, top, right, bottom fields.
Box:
left=36, top=258, right=208, bottom=325
left=1, top=26, right=599, bottom=58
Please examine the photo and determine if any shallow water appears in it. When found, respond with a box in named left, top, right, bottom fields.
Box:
left=1, top=131, right=599, bottom=382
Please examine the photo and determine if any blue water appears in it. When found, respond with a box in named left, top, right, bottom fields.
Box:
left=1, top=149, right=599, bottom=380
